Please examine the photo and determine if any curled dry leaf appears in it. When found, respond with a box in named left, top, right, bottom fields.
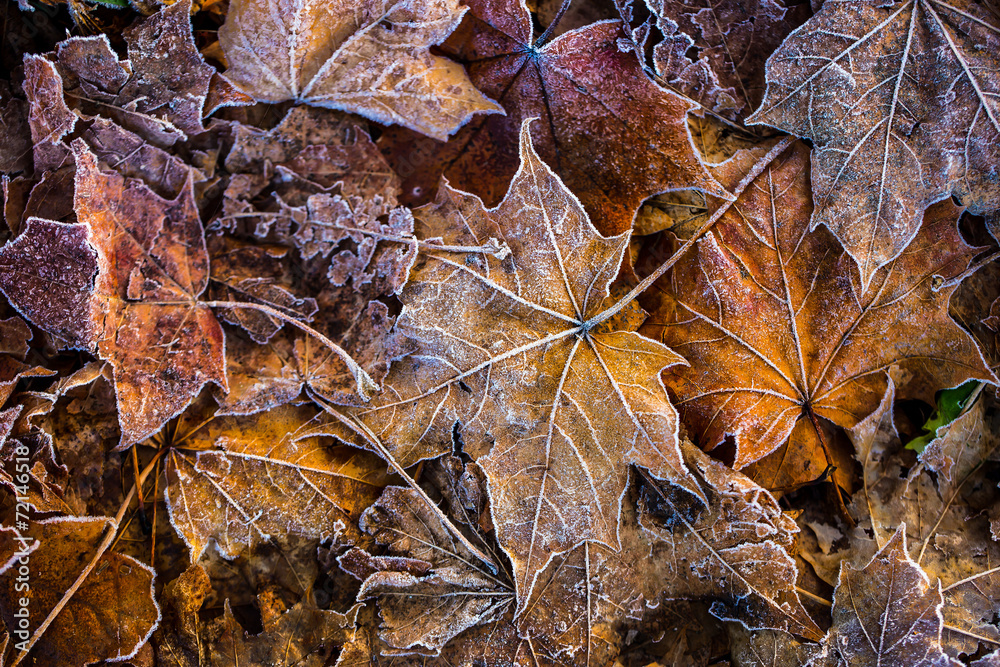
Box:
left=217, top=0, right=501, bottom=141
left=641, top=442, right=823, bottom=641
left=380, top=0, right=729, bottom=235
left=220, top=106, right=417, bottom=296
left=350, top=120, right=699, bottom=607
left=347, top=486, right=514, bottom=655
left=165, top=404, right=389, bottom=561
left=641, top=141, right=995, bottom=469
left=825, top=525, right=958, bottom=666
left=211, top=591, right=359, bottom=667
left=631, top=0, right=811, bottom=121
left=0, top=516, right=160, bottom=667
left=748, top=0, right=1000, bottom=289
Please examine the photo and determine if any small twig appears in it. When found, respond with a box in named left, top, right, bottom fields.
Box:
left=937, top=250, right=1000, bottom=290
left=534, top=0, right=573, bottom=47
left=216, top=213, right=511, bottom=260
left=311, top=393, right=499, bottom=574
left=796, top=585, right=832, bottom=607
left=201, top=300, right=378, bottom=401
left=587, top=135, right=795, bottom=329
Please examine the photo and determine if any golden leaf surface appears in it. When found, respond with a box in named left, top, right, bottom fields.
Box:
left=641, top=141, right=995, bottom=468
left=165, top=404, right=389, bottom=561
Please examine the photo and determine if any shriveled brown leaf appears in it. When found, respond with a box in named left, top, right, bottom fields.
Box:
left=165, top=404, right=388, bottom=561
left=347, top=486, right=514, bottom=655
left=218, top=0, right=501, bottom=140
left=219, top=106, right=417, bottom=296
left=210, top=590, right=358, bottom=667
left=841, top=381, right=1000, bottom=659
left=217, top=291, right=396, bottom=415
left=379, top=0, right=729, bottom=236
left=825, top=525, right=958, bottom=666
left=0, top=516, right=160, bottom=667
left=639, top=442, right=823, bottom=641
left=628, top=0, right=811, bottom=121
left=641, top=141, right=995, bottom=469
left=748, top=0, right=1000, bottom=289
left=350, top=120, right=699, bottom=608
left=207, top=235, right=318, bottom=344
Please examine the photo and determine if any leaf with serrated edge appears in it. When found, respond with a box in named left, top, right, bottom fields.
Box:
left=165, top=404, right=388, bottom=561
left=641, top=141, right=995, bottom=468
left=748, top=0, right=1000, bottom=290
left=349, top=119, right=700, bottom=611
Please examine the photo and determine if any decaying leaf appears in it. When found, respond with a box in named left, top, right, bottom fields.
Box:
left=351, top=120, right=699, bottom=608
left=346, top=485, right=513, bottom=655
left=748, top=0, right=1000, bottom=289
left=165, top=404, right=388, bottom=561
left=629, top=0, right=811, bottom=121
left=0, top=516, right=160, bottom=667
left=841, top=380, right=1000, bottom=659
left=641, top=141, right=995, bottom=469
left=380, top=0, right=729, bottom=235
left=211, top=590, right=358, bottom=667
left=825, top=525, right=958, bottom=666
left=218, top=0, right=501, bottom=140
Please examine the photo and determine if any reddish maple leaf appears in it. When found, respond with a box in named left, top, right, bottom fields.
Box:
left=380, top=0, right=728, bottom=235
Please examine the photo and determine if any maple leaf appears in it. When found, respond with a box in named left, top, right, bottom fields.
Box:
left=379, top=0, right=729, bottom=235
left=165, top=404, right=389, bottom=561
left=349, top=120, right=700, bottom=608
left=824, top=525, right=958, bottom=666
left=345, top=485, right=514, bottom=655
left=217, top=0, right=501, bottom=141
left=640, top=140, right=995, bottom=469
left=0, top=516, right=160, bottom=667
left=747, top=0, right=1000, bottom=289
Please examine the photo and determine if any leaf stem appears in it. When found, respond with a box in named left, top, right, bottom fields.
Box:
left=534, top=0, right=573, bottom=47
left=586, top=135, right=795, bottom=329
left=201, top=300, right=379, bottom=401
left=311, top=392, right=500, bottom=575
left=216, top=213, right=511, bottom=259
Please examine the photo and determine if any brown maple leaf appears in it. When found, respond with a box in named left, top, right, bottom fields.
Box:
left=0, top=516, right=160, bottom=667
left=348, top=120, right=700, bottom=609
left=379, top=0, right=729, bottom=235
left=165, top=404, right=389, bottom=561
left=217, top=0, right=501, bottom=141
left=824, top=525, right=958, bottom=666
left=640, top=141, right=995, bottom=469
left=747, top=0, right=1000, bottom=289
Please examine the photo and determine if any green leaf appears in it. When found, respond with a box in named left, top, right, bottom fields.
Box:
left=905, top=381, right=982, bottom=453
